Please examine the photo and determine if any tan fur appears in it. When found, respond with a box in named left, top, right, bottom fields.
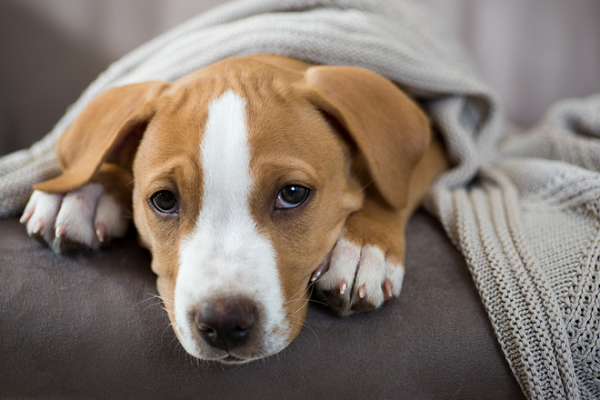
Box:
left=34, top=55, right=448, bottom=349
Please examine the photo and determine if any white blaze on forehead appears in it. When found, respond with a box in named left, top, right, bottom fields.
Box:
left=175, top=90, right=289, bottom=358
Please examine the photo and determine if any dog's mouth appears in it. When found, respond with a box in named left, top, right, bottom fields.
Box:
left=220, top=354, right=248, bottom=364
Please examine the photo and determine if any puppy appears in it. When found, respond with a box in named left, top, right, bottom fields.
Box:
left=20, top=55, right=447, bottom=363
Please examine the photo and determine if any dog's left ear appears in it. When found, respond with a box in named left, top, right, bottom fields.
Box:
left=300, top=66, right=430, bottom=209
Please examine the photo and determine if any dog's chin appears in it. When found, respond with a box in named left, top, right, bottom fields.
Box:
left=194, top=351, right=272, bottom=365
left=183, top=342, right=285, bottom=365
left=216, top=354, right=261, bottom=364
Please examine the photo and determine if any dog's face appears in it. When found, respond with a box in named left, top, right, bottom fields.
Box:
left=132, top=64, right=364, bottom=362
left=33, top=56, right=430, bottom=363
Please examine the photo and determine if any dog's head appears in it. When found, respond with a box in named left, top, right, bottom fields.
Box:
left=35, top=56, right=429, bottom=363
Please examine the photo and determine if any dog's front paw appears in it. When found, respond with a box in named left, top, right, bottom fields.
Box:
left=20, top=183, right=130, bottom=252
left=313, top=237, right=404, bottom=315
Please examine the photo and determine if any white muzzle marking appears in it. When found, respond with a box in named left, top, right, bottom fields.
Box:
left=175, top=90, right=289, bottom=359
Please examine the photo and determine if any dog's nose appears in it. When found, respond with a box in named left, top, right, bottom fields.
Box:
left=194, top=298, right=257, bottom=351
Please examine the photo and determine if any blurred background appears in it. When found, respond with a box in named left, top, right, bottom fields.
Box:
left=1, top=0, right=599, bottom=156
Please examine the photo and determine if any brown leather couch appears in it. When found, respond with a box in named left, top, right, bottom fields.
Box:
left=0, top=211, right=524, bottom=399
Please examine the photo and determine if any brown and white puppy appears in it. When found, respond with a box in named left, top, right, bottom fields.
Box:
left=20, top=55, right=447, bottom=363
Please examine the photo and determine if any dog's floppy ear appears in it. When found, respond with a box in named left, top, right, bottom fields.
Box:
left=300, top=66, right=430, bottom=209
left=34, top=81, right=169, bottom=193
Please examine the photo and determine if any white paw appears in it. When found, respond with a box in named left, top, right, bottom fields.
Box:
left=313, top=238, right=404, bottom=315
left=20, top=183, right=129, bottom=252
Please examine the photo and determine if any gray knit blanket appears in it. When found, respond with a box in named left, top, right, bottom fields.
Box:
left=1, top=1, right=599, bottom=398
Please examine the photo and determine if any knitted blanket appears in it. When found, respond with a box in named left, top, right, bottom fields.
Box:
left=1, top=1, right=599, bottom=398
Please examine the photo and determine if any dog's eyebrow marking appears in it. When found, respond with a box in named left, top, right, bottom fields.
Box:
left=175, top=90, right=289, bottom=358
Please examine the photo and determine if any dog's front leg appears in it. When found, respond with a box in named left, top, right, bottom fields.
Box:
left=313, top=198, right=409, bottom=315
left=20, top=164, right=132, bottom=253
left=313, top=138, right=448, bottom=315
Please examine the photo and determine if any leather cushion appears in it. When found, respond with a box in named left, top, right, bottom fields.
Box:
left=0, top=210, right=524, bottom=399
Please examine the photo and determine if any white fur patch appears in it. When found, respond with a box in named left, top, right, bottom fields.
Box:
left=24, top=190, right=64, bottom=242
left=23, top=184, right=127, bottom=252
left=55, top=183, right=104, bottom=246
left=175, top=90, right=289, bottom=359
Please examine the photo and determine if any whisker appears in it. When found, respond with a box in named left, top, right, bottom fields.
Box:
left=307, top=298, right=328, bottom=307
left=142, top=302, right=161, bottom=313
left=134, top=294, right=160, bottom=307
left=163, top=322, right=174, bottom=336
left=159, top=305, right=174, bottom=316
left=283, top=285, right=315, bottom=316
left=151, top=293, right=175, bottom=306
left=294, top=293, right=313, bottom=315
left=136, top=294, right=176, bottom=316
left=285, top=314, right=320, bottom=345
left=283, top=284, right=312, bottom=306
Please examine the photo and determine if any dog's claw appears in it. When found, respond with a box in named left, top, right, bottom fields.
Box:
left=32, top=219, right=44, bottom=234
left=351, top=285, right=378, bottom=312
left=339, top=281, right=347, bottom=295
left=96, top=224, right=106, bottom=243
left=320, top=281, right=348, bottom=309
left=357, top=285, right=366, bottom=299
left=20, top=209, right=33, bottom=224
left=383, top=279, right=394, bottom=301
left=55, top=225, right=66, bottom=239
left=310, top=260, right=329, bottom=283
left=310, top=270, right=321, bottom=282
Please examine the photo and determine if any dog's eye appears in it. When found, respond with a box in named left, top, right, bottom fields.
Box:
left=276, top=185, right=309, bottom=209
left=151, top=190, right=178, bottom=213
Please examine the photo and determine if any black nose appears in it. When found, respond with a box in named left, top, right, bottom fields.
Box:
left=194, top=298, right=257, bottom=351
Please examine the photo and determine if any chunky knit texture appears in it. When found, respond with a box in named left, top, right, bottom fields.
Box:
left=1, top=1, right=598, bottom=398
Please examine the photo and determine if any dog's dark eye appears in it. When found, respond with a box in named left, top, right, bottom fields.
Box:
left=276, top=185, right=309, bottom=209
left=151, top=190, right=178, bottom=213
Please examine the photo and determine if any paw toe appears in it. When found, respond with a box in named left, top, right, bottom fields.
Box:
left=24, top=191, right=64, bottom=246
left=314, top=239, right=361, bottom=311
left=320, top=280, right=349, bottom=309
left=351, top=297, right=378, bottom=313
left=54, top=185, right=104, bottom=249
left=94, top=194, right=129, bottom=244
